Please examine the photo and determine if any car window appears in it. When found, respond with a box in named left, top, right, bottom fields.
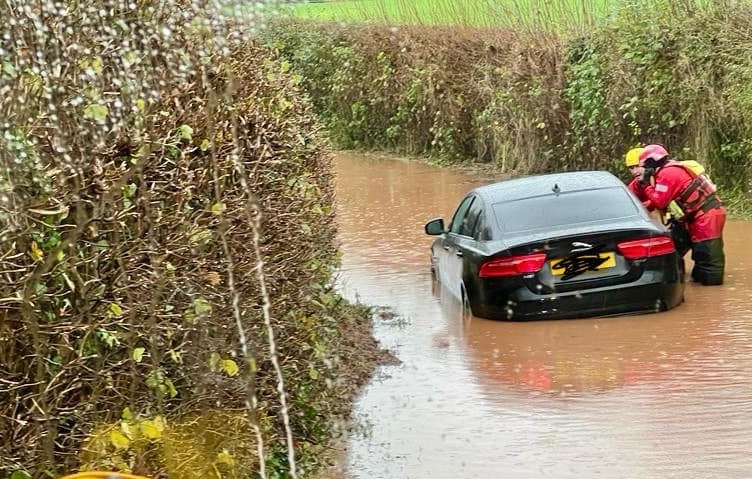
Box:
left=492, top=187, right=640, bottom=234
left=461, top=200, right=483, bottom=238
left=449, top=196, right=475, bottom=234
left=472, top=214, right=487, bottom=240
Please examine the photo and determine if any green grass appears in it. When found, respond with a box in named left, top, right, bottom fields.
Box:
left=287, top=0, right=621, bottom=31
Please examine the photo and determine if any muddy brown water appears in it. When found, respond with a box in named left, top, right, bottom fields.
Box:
left=331, top=152, right=752, bottom=479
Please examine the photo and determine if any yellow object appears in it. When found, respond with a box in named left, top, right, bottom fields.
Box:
left=666, top=201, right=684, bottom=219
left=681, top=159, right=705, bottom=175
left=59, top=473, right=152, bottom=479
left=550, top=252, right=616, bottom=275
left=624, top=147, right=642, bottom=167
left=80, top=410, right=256, bottom=479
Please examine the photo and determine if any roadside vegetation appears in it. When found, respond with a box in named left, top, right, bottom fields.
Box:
left=0, top=1, right=386, bottom=478
left=268, top=0, right=752, bottom=217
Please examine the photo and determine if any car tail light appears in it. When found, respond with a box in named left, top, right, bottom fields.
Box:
left=617, top=236, right=676, bottom=260
left=479, top=253, right=548, bottom=278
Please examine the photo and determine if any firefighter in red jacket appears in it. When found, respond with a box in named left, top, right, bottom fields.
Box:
left=637, top=144, right=726, bottom=285
left=625, top=147, right=691, bottom=256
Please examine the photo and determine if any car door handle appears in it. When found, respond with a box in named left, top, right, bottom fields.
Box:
left=443, top=246, right=451, bottom=251
left=455, top=251, right=463, bottom=257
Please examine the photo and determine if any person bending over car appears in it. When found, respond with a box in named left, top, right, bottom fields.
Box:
left=631, top=144, right=726, bottom=285
left=624, top=147, right=716, bottom=258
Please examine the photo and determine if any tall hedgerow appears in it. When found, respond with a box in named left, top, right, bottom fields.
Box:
left=0, top=1, right=382, bottom=477
left=266, top=1, right=752, bottom=212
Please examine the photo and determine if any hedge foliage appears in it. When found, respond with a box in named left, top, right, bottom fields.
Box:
left=0, top=1, right=382, bottom=477
left=266, top=1, right=752, bottom=213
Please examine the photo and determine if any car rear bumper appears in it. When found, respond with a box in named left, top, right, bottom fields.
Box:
left=474, top=281, right=685, bottom=321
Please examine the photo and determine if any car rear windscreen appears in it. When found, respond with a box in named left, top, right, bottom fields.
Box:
left=492, top=187, right=640, bottom=233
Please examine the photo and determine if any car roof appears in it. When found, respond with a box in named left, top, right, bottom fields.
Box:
left=472, top=170, right=626, bottom=203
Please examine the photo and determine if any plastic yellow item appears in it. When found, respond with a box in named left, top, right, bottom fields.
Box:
left=681, top=159, right=705, bottom=175
left=624, top=147, right=642, bottom=167
left=59, top=473, right=152, bottom=479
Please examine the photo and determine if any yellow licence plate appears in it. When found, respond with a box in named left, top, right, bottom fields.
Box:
left=550, top=252, right=616, bottom=276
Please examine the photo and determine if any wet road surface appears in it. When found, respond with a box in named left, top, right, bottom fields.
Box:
left=332, top=152, right=752, bottom=479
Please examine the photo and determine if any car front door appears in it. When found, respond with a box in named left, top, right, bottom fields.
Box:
left=442, top=195, right=477, bottom=299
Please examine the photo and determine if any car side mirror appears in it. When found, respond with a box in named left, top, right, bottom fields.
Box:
left=424, top=218, right=445, bottom=235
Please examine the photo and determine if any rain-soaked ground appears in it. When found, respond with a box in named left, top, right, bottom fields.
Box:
left=330, top=152, right=752, bottom=479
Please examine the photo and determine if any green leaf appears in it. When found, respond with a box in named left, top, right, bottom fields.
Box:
left=122, top=407, right=134, bottom=421
left=109, top=429, right=130, bottom=449
left=83, top=104, right=109, bottom=123
left=97, top=329, right=120, bottom=348
left=217, top=450, right=235, bottom=466
left=200, top=138, right=211, bottom=152
left=29, top=241, right=44, bottom=261
left=182, top=309, right=197, bottom=324
left=132, top=347, right=146, bottom=363
left=108, top=303, right=123, bottom=317
left=221, top=359, right=239, bottom=377
left=140, top=419, right=163, bottom=439
left=169, top=349, right=182, bottom=364
left=146, top=370, right=163, bottom=389
left=2, top=61, right=17, bottom=78
left=165, top=379, right=178, bottom=398
left=122, top=183, right=137, bottom=198
left=134, top=144, right=150, bottom=158
left=177, top=124, right=193, bottom=141
left=91, top=56, right=103, bottom=74
left=10, top=471, right=31, bottom=479
left=193, top=297, right=212, bottom=316
left=189, top=229, right=212, bottom=245
left=309, top=368, right=319, bottom=380
left=210, top=202, right=226, bottom=216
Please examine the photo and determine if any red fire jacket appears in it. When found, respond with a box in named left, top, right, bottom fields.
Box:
left=627, top=179, right=650, bottom=208
left=640, top=162, right=726, bottom=243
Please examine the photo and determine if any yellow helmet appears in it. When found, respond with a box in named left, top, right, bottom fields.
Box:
left=624, top=147, right=642, bottom=167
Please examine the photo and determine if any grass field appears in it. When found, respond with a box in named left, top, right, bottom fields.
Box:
left=286, top=0, right=621, bottom=31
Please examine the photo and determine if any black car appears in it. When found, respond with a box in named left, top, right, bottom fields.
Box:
left=425, top=171, right=684, bottom=320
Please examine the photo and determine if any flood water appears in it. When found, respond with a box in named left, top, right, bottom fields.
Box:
left=331, top=152, right=752, bottom=479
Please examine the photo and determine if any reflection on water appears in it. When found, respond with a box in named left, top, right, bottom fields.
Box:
left=333, top=152, right=752, bottom=479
